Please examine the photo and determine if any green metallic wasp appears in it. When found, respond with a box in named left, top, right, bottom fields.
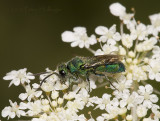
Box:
left=38, top=54, right=125, bottom=91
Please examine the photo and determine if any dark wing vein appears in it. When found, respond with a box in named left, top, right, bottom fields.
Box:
left=81, top=55, right=122, bottom=69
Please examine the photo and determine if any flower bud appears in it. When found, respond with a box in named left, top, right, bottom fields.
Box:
left=51, top=101, right=57, bottom=107
left=51, top=90, right=59, bottom=99
left=58, top=98, right=64, bottom=105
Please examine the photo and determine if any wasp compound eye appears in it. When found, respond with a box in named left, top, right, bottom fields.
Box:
left=59, top=70, right=66, bottom=77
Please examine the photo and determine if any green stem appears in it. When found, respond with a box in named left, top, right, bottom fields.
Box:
left=131, top=80, right=139, bottom=121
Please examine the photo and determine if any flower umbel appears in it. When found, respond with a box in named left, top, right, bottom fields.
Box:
left=2, top=2, right=160, bottom=121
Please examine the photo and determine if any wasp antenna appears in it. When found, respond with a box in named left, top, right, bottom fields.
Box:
left=32, top=72, right=50, bottom=76
left=39, top=72, right=60, bottom=87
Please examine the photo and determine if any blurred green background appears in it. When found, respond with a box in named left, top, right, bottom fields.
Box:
left=0, top=0, right=160, bottom=120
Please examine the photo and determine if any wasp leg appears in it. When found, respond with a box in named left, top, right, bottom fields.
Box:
left=86, top=72, right=91, bottom=93
left=93, top=72, right=118, bottom=90
left=86, top=76, right=91, bottom=93
left=68, top=77, right=73, bottom=92
left=104, top=75, right=118, bottom=90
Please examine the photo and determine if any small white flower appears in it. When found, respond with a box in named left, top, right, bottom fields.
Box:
left=153, top=110, right=160, bottom=120
left=27, top=100, right=42, bottom=116
left=132, top=66, right=147, bottom=82
left=95, top=25, right=121, bottom=43
left=61, top=27, right=97, bottom=48
left=138, top=84, right=158, bottom=108
left=120, top=91, right=143, bottom=110
left=109, top=3, right=126, bottom=17
left=126, top=115, right=133, bottom=121
left=126, top=19, right=137, bottom=31
left=95, top=43, right=118, bottom=55
left=75, top=89, right=89, bottom=105
left=136, top=105, right=147, bottom=118
left=131, top=23, right=147, bottom=41
left=119, top=45, right=127, bottom=55
left=64, top=91, right=76, bottom=100
left=121, top=34, right=135, bottom=48
left=143, top=37, right=157, bottom=51
left=119, top=107, right=127, bottom=115
left=41, top=99, right=49, bottom=105
left=109, top=3, right=134, bottom=24
left=2, top=100, right=25, bottom=119
left=136, top=37, right=157, bottom=52
left=51, top=101, right=57, bottom=107
left=152, top=46, right=160, bottom=60
left=42, top=105, right=50, bottom=112
left=121, top=13, right=134, bottom=24
left=147, top=25, right=159, bottom=36
left=3, top=68, right=35, bottom=87
left=94, top=93, right=111, bottom=110
left=41, top=82, right=55, bottom=92
left=19, top=84, right=42, bottom=101
left=106, top=105, right=120, bottom=119
left=112, top=75, right=132, bottom=92
left=87, top=96, right=100, bottom=107
left=51, top=90, right=59, bottom=99
left=77, top=114, right=86, bottom=121
left=67, top=100, right=85, bottom=112
left=58, top=108, right=79, bottom=121
left=149, top=13, right=160, bottom=31
left=57, top=98, right=64, bottom=105
left=148, top=59, right=160, bottom=82
left=97, top=116, right=105, bottom=121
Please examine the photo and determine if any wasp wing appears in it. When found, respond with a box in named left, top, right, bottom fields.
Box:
left=80, top=54, right=123, bottom=69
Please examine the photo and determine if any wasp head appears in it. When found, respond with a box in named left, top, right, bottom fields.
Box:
left=58, top=63, right=69, bottom=79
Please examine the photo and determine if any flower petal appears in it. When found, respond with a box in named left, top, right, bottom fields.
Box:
left=109, top=3, right=126, bottom=17
left=155, top=73, right=160, bottom=82
left=19, top=93, right=28, bottom=101
left=13, top=78, right=21, bottom=86
left=2, top=107, right=11, bottom=117
left=95, top=26, right=108, bottom=35
left=150, top=94, right=158, bottom=103
left=145, top=84, right=153, bottom=94
left=61, top=31, right=75, bottom=42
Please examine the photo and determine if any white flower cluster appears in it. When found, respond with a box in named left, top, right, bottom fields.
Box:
left=2, top=2, right=160, bottom=121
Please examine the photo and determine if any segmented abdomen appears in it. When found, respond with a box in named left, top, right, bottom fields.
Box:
left=95, top=62, right=125, bottom=73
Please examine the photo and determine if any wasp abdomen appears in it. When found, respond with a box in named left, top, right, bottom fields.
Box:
left=95, top=62, right=125, bottom=73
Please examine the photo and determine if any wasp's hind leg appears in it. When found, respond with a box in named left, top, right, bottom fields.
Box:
left=93, top=72, right=118, bottom=90
left=86, top=72, right=91, bottom=93
left=86, top=76, right=91, bottom=93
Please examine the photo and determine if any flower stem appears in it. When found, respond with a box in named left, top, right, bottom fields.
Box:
left=120, top=21, right=124, bottom=35
left=86, top=47, right=95, bottom=54
left=46, top=92, right=54, bottom=112
left=131, top=80, right=138, bottom=121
